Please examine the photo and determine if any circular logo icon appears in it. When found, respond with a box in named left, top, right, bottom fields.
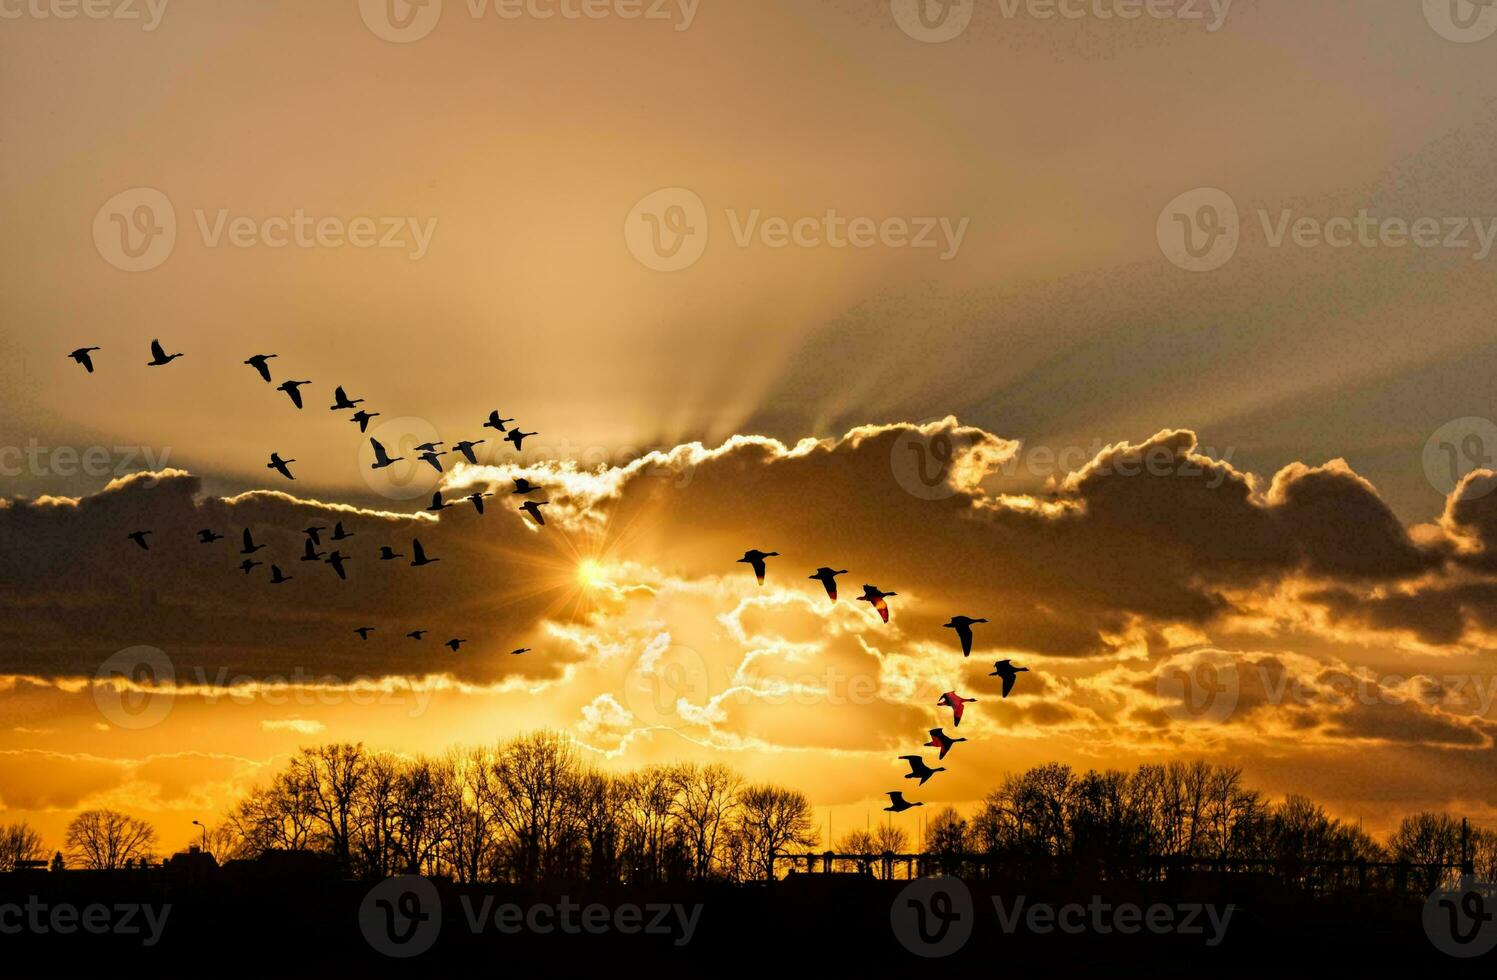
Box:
left=1423, top=0, right=1497, bottom=43
left=93, top=645, right=175, bottom=730
left=890, top=0, right=975, bottom=43
left=620, top=643, right=717, bottom=727
left=890, top=876, right=974, bottom=958
left=93, top=188, right=176, bottom=273
left=359, top=0, right=443, bottom=42
left=624, top=187, right=709, bottom=272
left=1424, top=882, right=1497, bottom=957
left=891, top=419, right=974, bottom=500
left=1157, top=187, right=1240, bottom=273
left=360, top=416, right=444, bottom=501
left=1156, top=651, right=1240, bottom=724
left=1423, top=417, right=1497, bottom=499
left=359, top=875, right=442, bottom=958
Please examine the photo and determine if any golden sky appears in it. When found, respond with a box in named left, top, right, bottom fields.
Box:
left=3, top=0, right=1497, bottom=852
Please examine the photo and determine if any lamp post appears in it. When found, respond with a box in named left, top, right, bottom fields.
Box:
left=191, top=819, right=207, bottom=852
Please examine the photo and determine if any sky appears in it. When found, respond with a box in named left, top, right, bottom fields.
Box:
left=3, top=0, right=1497, bottom=852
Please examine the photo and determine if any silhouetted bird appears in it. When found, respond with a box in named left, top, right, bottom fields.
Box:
left=884, top=792, right=923, bottom=813
left=240, top=529, right=265, bottom=555
left=925, top=729, right=967, bottom=760
left=809, top=567, right=847, bottom=601
left=326, top=551, right=351, bottom=580
left=239, top=559, right=262, bottom=575
left=937, top=691, right=977, bottom=727
left=197, top=529, right=224, bottom=544
left=354, top=627, right=375, bottom=640
left=277, top=380, right=311, bottom=409
left=418, top=451, right=446, bottom=473
left=520, top=500, right=549, bottom=526
left=128, top=531, right=152, bottom=550
left=512, top=478, right=541, bottom=495
left=332, top=522, right=354, bottom=541
left=857, top=585, right=897, bottom=623
left=505, top=430, right=536, bottom=451
left=467, top=492, right=492, bottom=515
left=410, top=539, right=439, bottom=567
left=737, top=550, right=779, bottom=585
left=147, top=339, right=182, bottom=366
left=900, top=755, right=946, bottom=786
left=445, top=639, right=466, bottom=652
left=370, top=438, right=403, bottom=470
left=351, top=410, right=380, bottom=433
left=378, top=546, right=404, bottom=561
left=407, top=630, right=427, bottom=640
left=269, top=564, right=293, bottom=585
left=303, top=525, right=327, bottom=546
left=943, top=616, right=988, bottom=657
left=268, top=453, right=296, bottom=480
left=427, top=491, right=452, bottom=513
left=511, top=648, right=532, bottom=656
left=300, top=539, right=325, bottom=563
left=484, top=411, right=515, bottom=432
left=989, top=660, right=1030, bottom=698
left=329, top=386, right=364, bottom=411
left=69, top=347, right=100, bottom=373
left=454, top=440, right=485, bottom=464
left=244, top=354, right=277, bottom=382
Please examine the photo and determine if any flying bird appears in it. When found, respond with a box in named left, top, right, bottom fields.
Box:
left=414, top=441, right=444, bottom=454
left=127, top=531, right=152, bottom=550
left=427, top=491, right=452, bottom=513
left=737, top=550, right=779, bottom=585
left=407, top=630, right=428, bottom=640
left=505, top=430, right=536, bottom=451
left=68, top=347, right=100, bottom=373
left=197, top=529, right=224, bottom=544
left=276, top=380, right=311, bottom=409
left=484, top=411, right=515, bottom=432
left=899, top=755, right=946, bottom=786
left=884, top=792, right=923, bottom=813
left=240, top=529, right=265, bottom=555
left=417, top=450, right=446, bottom=473
left=809, top=567, right=847, bottom=601
left=454, top=440, right=485, bottom=464
left=410, top=538, right=439, bottom=567
left=354, top=627, right=375, bottom=641
left=268, top=453, right=296, bottom=481
left=351, top=410, right=380, bottom=433
left=943, top=616, right=988, bottom=657
left=331, top=522, right=354, bottom=541
left=857, top=585, right=898, bottom=623
left=369, top=438, right=403, bottom=470
left=378, top=546, right=405, bottom=561
left=511, top=478, right=542, bottom=495
left=326, top=551, right=352, bottom=580
left=520, top=500, right=549, bottom=526
left=299, top=539, right=325, bottom=563
left=146, top=339, right=182, bottom=366
left=511, top=648, right=532, bottom=656
left=937, top=691, right=978, bottom=727
left=467, top=492, right=492, bottom=515
left=239, top=559, right=263, bottom=575
left=445, top=639, right=467, bottom=653
left=244, top=354, right=277, bottom=382
left=269, top=565, right=293, bottom=585
left=989, top=660, right=1030, bottom=699
left=303, top=525, right=327, bottom=546
left=329, top=386, right=364, bottom=411
left=925, top=729, right=967, bottom=761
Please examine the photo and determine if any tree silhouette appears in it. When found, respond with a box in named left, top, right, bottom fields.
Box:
left=65, top=809, right=157, bottom=870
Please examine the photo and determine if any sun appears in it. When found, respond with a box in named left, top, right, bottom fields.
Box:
left=577, top=559, right=610, bottom=590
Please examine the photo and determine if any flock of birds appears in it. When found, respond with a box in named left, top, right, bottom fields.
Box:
left=736, top=551, right=1030, bottom=815
left=71, top=340, right=543, bottom=656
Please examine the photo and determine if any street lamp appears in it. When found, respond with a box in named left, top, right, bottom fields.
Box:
left=191, top=819, right=207, bottom=852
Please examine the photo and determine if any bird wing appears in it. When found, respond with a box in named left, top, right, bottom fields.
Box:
left=412, top=540, right=427, bottom=562
left=956, top=624, right=972, bottom=655
left=253, top=359, right=271, bottom=382
left=287, top=385, right=303, bottom=408
left=371, top=439, right=389, bottom=464
left=242, top=528, right=254, bottom=550
left=151, top=339, right=166, bottom=360
left=873, top=597, right=890, bottom=622
left=1001, top=673, right=1016, bottom=698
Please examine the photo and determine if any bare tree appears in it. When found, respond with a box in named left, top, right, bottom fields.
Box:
left=65, top=810, right=157, bottom=870
left=0, top=821, right=44, bottom=871
left=734, top=784, right=817, bottom=880
left=671, top=763, right=741, bottom=880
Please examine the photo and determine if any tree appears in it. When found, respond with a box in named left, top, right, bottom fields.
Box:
left=734, top=784, right=817, bottom=880
left=671, top=763, right=741, bottom=880
left=65, top=810, right=157, bottom=870
left=0, top=821, right=44, bottom=871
